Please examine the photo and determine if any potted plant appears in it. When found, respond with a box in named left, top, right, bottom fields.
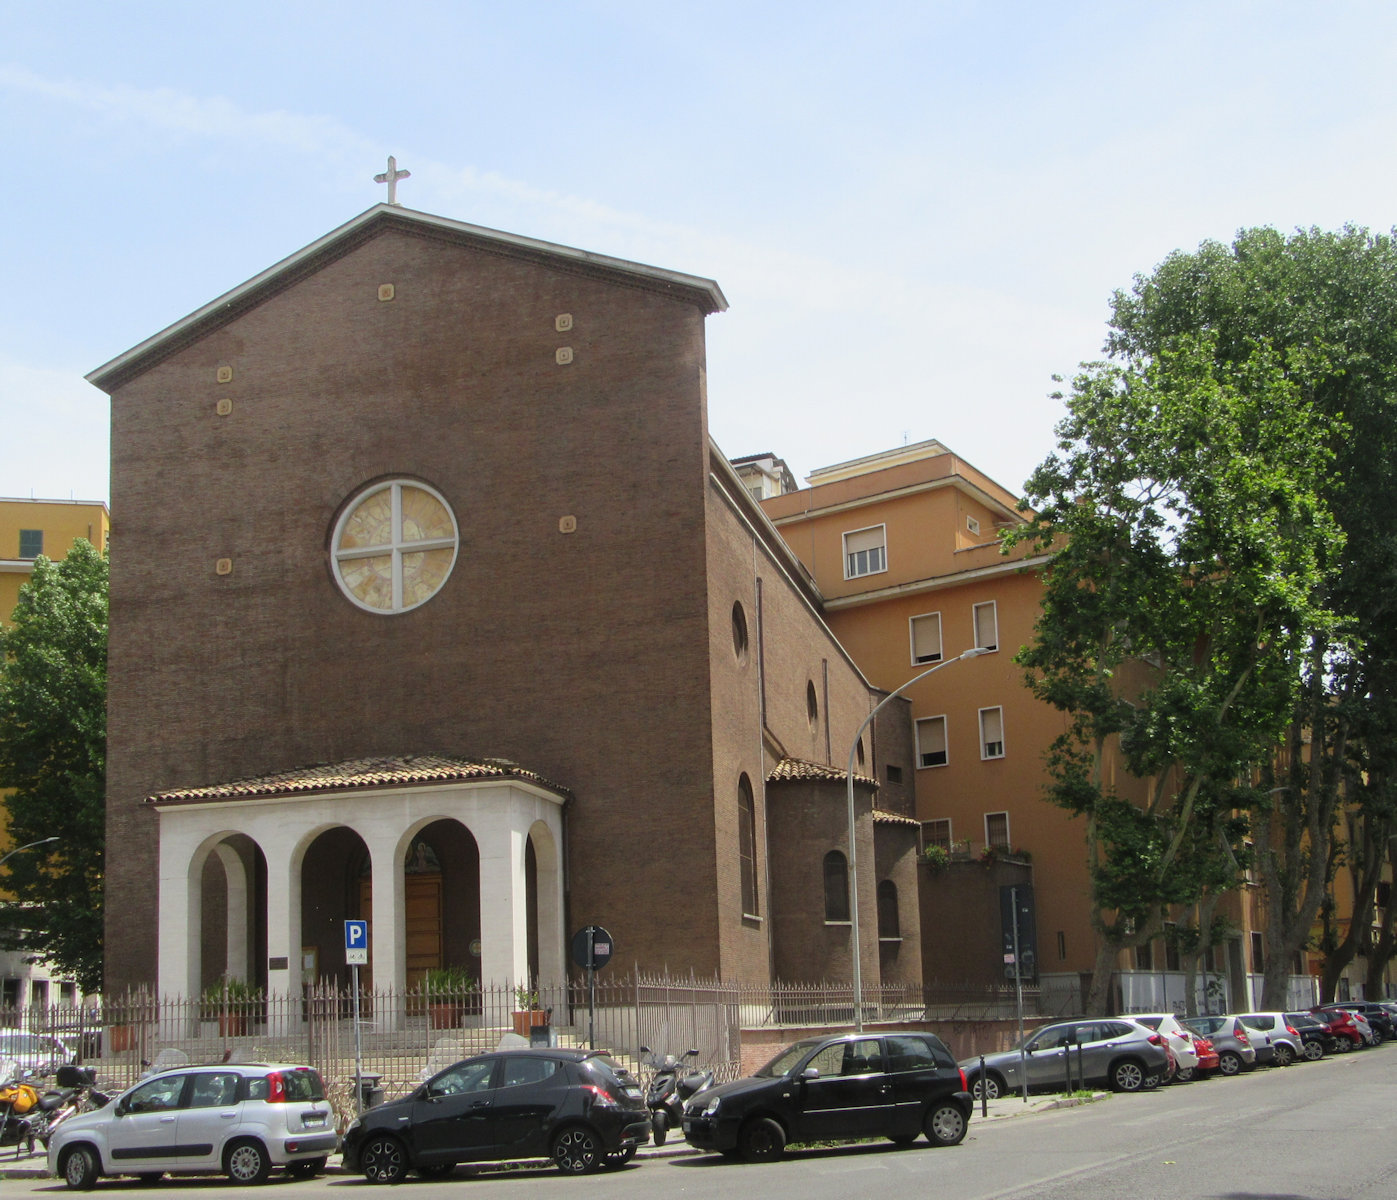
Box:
left=511, top=982, right=548, bottom=1036
left=423, top=966, right=477, bottom=1029
left=200, top=975, right=261, bottom=1036
left=922, top=844, right=951, bottom=870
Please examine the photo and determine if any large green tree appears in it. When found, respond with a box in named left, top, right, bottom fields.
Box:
left=1106, top=226, right=1397, bottom=1007
left=1012, top=301, right=1341, bottom=1014
left=0, top=539, right=107, bottom=992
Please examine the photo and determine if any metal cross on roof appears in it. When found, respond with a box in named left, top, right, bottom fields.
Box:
left=374, top=156, right=411, bottom=205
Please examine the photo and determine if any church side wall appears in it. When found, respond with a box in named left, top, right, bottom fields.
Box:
left=104, top=228, right=721, bottom=992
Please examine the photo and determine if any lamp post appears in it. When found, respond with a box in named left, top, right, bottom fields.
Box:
left=846, top=647, right=991, bottom=1032
left=0, top=836, right=59, bottom=871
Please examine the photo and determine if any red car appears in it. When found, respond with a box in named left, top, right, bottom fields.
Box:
left=1310, top=1007, right=1363, bottom=1051
left=1191, top=1033, right=1220, bottom=1076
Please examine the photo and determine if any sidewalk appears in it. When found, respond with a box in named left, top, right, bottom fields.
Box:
left=0, top=1092, right=1107, bottom=1180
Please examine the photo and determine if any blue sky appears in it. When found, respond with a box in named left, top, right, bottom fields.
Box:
left=4, top=1, right=1397, bottom=504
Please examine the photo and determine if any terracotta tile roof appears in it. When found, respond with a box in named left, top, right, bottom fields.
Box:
left=766, top=757, right=877, bottom=788
left=146, top=754, right=572, bottom=806
left=872, top=809, right=920, bottom=827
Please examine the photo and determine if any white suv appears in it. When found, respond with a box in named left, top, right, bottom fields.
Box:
left=48, top=1062, right=335, bottom=1188
left=1131, top=1014, right=1202, bottom=1080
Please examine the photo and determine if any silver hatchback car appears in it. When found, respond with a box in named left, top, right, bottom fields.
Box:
left=961, top=1017, right=1172, bottom=1097
left=48, top=1062, right=336, bottom=1188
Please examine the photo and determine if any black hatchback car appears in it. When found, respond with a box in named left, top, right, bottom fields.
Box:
left=342, top=1047, right=651, bottom=1180
left=682, top=1031, right=971, bottom=1162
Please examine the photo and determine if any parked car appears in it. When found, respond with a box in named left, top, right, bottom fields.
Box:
left=1190, top=1031, right=1221, bottom=1075
left=1132, top=1015, right=1201, bottom=1081
left=1181, top=1016, right=1257, bottom=1075
left=342, top=1047, right=650, bottom=1179
left=1284, top=1012, right=1330, bottom=1061
left=682, top=1031, right=971, bottom=1161
left=0, top=1031, right=74, bottom=1075
left=1235, top=1013, right=1304, bottom=1066
left=47, top=1062, right=334, bottom=1188
left=1311, top=1006, right=1365, bottom=1051
left=961, top=1018, right=1172, bottom=1098
left=1321, top=1002, right=1395, bottom=1043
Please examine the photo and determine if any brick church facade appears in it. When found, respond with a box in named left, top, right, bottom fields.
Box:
left=90, top=205, right=923, bottom=1001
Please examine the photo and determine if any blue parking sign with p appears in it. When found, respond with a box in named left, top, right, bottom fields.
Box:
left=345, top=919, right=369, bottom=965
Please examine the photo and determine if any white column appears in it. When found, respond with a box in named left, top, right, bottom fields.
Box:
left=369, top=834, right=406, bottom=1028
left=530, top=821, right=567, bottom=988
left=262, top=841, right=301, bottom=1034
left=478, top=810, right=529, bottom=988
left=157, top=824, right=202, bottom=1001
left=213, top=843, right=249, bottom=982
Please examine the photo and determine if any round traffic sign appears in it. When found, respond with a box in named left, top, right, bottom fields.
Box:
left=571, top=925, right=614, bottom=971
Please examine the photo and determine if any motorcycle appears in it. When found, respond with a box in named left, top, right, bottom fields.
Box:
left=639, top=1046, right=713, bottom=1145
left=0, top=1059, right=42, bottom=1151
left=27, top=1065, right=109, bottom=1149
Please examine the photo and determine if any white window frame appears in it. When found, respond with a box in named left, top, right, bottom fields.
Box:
left=915, top=715, right=948, bottom=769
left=984, top=810, right=1010, bottom=849
left=966, top=514, right=981, bottom=536
left=979, top=706, right=1005, bottom=760
left=909, top=611, right=943, bottom=665
left=973, top=600, right=998, bottom=652
left=843, top=524, right=887, bottom=580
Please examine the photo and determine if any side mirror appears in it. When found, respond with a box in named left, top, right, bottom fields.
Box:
left=799, top=1066, right=819, bottom=1080
left=686, top=1048, right=699, bottom=1057
left=639, top=1046, right=651, bottom=1055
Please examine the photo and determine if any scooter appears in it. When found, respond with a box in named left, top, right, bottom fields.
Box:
left=639, top=1047, right=714, bottom=1145
left=0, top=1059, right=42, bottom=1152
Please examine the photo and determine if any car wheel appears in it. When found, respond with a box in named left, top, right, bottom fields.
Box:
left=1335, top=1037, right=1353, bottom=1053
left=225, top=1139, right=271, bottom=1186
left=1217, top=1051, right=1242, bottom=1076
left=361, top=1135, right=409, bottom=1184
left=1303, top=1039, right=1324, bottom=1061
left=1110, top=1059, right=1145, bottom=1092
left=1273, top=1043, right=1294, bottom=1067
left=1370, top=1029, right=1384, bottom=1046
left=62, top=1146, right=100, bottom=1191
left=553, top=1125, right=603, bottom=1174
left=924, top=1102, right=967, bottom=1147
left=287, top=1158, right=328, bottom=1179
left=603, top=1146, right=636, bottom=1168
left=971, top=1073, right=1004, bottom=1101
left=737, top=1116, right=786, bottom=1163
left=1174, top=1067, right=1195, bottom=1083
left=415, top=1163, right=455, bottom=1180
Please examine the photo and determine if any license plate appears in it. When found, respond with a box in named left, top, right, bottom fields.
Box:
left=624, top=1087, right=641, bottom=1100
left=682, top=1120, right=692, bottom=1132
left=303, top=1114, right=327, bottom=1127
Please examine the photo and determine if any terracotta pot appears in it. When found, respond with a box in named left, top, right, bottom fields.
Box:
left=512, top=1010, right=548, bottom=1036
left=429, top=1003, right=463, bottom=1030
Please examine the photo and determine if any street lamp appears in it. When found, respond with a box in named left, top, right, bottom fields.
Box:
left=846, top=647, right=991, bottom=1031
left=0, top=836, right=59, bottom=871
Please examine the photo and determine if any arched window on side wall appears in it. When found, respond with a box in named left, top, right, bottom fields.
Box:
left=738, top=774, right=758, bottom=918
left=877, top=880, right=900, bottom=940
left=823, top=851, right=850, bottom=922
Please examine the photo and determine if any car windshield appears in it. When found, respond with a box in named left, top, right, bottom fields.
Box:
left=756, top=1039, right=823, bottom=1077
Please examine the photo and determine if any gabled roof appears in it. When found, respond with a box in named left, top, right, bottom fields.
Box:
left=88, top=204, right=728, bottom=393
left=145, top=753, right=571, bottom=806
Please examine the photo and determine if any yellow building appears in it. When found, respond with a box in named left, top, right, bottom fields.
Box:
left=0, top=497, right=108, bottom=1012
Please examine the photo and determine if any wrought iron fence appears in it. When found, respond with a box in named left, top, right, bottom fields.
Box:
left=2, top=973, right=1046, bottom=1127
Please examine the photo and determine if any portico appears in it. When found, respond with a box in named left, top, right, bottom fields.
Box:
left=149, top=757, right=569, bottom=1009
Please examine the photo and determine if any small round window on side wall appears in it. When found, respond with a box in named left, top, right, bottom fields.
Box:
left=332, top=479, right=458, bottom=614
left=732, top=601, right=749, bottom=663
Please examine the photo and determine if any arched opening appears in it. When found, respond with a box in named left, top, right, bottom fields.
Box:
left=299, top=826, right=371, bottom=987
left=197, top=835, right=266, bottom=993
left=823, top=850, right=849, bottom=922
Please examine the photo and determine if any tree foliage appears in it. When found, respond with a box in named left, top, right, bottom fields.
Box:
left=1105, top=226, right=1397, bottom=1007
left=1012, top=241, right=1345, bottom=1013
left=0, top=540, right=108, bottom=992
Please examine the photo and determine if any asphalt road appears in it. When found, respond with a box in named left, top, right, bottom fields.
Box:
left=9, top=1046, right=1396, bottom=1199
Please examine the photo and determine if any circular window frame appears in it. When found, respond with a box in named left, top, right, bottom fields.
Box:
left=331, top=479, right=459, bottom=615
